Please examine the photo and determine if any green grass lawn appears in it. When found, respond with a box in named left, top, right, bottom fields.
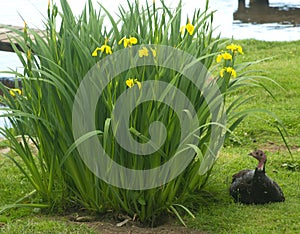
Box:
left=1, top=39, right=300, bottom=233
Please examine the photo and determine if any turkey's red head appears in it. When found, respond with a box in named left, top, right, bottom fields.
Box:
left=248, top=150, right=267, bottom=171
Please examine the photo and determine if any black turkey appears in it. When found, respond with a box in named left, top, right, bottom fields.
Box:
left=229, top=149, right=285, bottom=204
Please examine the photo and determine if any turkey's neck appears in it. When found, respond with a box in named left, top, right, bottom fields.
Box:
left=257, top=160, right=265, bottom=171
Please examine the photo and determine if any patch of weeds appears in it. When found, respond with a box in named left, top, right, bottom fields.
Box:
left=281, top=161, right=300, bottom=172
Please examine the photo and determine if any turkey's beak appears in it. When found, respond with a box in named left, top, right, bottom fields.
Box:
left=248, top=152, right=257, bottom=159
left=248, top=152, right=259, bottom=161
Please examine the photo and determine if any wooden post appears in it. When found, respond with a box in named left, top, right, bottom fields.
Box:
left=238, top=0, right=246, bottom=11
left=250, top=0, right=269, bottom=7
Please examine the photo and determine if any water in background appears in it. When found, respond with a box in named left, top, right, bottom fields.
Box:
left=0, top=0, right=300, bottom=71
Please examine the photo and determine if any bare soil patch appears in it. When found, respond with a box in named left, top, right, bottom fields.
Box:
left=260, top=141, right=300, bottom=153
left=68, top=213, right=206, bottom=234
left=86, top=220, right=205, bottom=234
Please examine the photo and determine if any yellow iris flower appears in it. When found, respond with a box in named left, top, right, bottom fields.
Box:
left=216, top=52, right=232, bottom=63
left=226, top=43, right=244, bottom=54
left=126, top=78, right=141, bottom=89
left=92, top=39, right=112, bottom=56
left=139, top=47, right=149, bottom=57
left=126, top=78, right=135, bottom=88
left=99, top=45, right=112, bottom=55
left=118, top=36, right=138, bottom=48
left=138, top=47, right=156, bottom=58
left=9, top=88, right=22, bottom=97
left=186, top=21, right=195, bottom=35
left=180, top=19, right=195, bottom=35
left=220, top=67, right=237, bottom=78
left=222, top=52, right=232, bottom=60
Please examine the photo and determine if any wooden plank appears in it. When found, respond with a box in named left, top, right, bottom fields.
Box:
left=0, top=24, right=44, bottom=53
left=0, top=28, right=13, bottom=34
left=0, top=24, right=22, bottom=52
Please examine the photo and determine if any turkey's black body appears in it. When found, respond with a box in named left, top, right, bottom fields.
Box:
left=230, top=169, right=254, bottom=204
left=230, top=167, right=285, bottom=204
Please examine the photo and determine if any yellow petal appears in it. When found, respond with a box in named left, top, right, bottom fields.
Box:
left=135, top=80, right=142, bottom=89
left=126, top=78, right=135, bottom=88
left=222, top=52, right=232, bottom=60
left=232, top=70, right=237, bottom=78
left=237, top=45, right=244, bottom=54
left=99, top=45, right=112, bottom=54
left=228, top=67, right=237, bottom=78
left=220, top=68, right=225, bottom=78
left=129, top=37, right=138, bottom=44
left=151, top=48, right=156, bottom=57
left=124, top=39, right=129, bottom=48
left=106, top=46, right=112, bottom=54
left=139, top=47, right=149, bottom=57
left=99, top=45, right=106, bottom=52
left=9, top=88, right=22, bottom=96
left=226, top=44, right=235, bottom=52
left=186, top=23, right=194, bottom=35
left=222, top=67, right=237, bottom=78
left=92, top=47, right=100, bottom=57
left=226, top=67, right=234, bottom=73
left=118, top=37, right=125, bottom=45
left=179, top=25, right=186, bottom=34
left=226, top=43, right=243, bottom=54
left=216, top=54, right=222, bottom=63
